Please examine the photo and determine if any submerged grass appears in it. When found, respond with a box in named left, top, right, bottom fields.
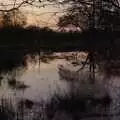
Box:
left=44, top=90, right=111, bottom=120
left=0, top=97, right=15, bottom=120
left=0, top=67, right=113, bottom=120
left=0, top=92, right=112, bottom=120
left=43, top=72, right=112, bottom=120
left=7, top=77, right=29, bottom=90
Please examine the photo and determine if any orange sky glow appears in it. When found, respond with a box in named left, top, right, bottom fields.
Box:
left=0, top=0, right=66, bottom=29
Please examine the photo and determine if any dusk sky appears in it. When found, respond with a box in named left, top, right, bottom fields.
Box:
left=0, top=0, right=66, bottom=28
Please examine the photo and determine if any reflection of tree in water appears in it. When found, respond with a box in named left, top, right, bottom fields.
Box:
left=56, top=0, right=120, bottom=84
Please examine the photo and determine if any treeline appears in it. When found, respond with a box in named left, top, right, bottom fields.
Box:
left=0, top=26, right=81, bottom=51
left=0, top=25, right=119, bottom=71
left=0, top=26, right=120, bottom=53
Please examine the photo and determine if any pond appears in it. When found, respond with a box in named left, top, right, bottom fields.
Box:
left=0, top=52, right=120, bottom=120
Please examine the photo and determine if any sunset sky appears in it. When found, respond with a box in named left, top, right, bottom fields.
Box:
left=24, top=6, right=62, bottom=28
left=0, top=0, right=66, bottom=29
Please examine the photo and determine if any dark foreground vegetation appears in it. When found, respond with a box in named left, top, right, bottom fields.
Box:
left=0, top=26, right=119, bottom=119
left=0, top=0, right=119, bottom=120
left=0, top=26, right=120, bottom=52
left=0, top=84, right=112, bottom=120
left=0, top=25, right=120, bottom=72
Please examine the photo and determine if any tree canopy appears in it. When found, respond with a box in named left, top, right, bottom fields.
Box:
left=53, top=0, right=120, bottom=31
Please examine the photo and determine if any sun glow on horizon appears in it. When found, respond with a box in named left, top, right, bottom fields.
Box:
left=0, top=0, right=64, bottom=29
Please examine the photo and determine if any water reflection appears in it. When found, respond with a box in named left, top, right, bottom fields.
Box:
left=0, top=54, right=71, bottom=100
left=0, top=52, right=119, bottom=120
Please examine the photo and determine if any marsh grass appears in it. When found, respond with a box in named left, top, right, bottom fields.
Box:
left=43, top=91, right=111, bottom=120
left=0, top=77, right=112, bottom=120
left=43, top=72, right=112, bottom=120
left=0, top=97, right=15, bottom=120
left=7, top=76, right=29, bottom=90
left=0, top=63, right=113, bottom=120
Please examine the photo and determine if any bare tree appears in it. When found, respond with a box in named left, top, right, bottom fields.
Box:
left=49, top=0, right=120, bottom=82
left=53, top=0, right=120, bottom=31
left=0, top=0, right=59, bottom=27
left=0, top=9, right=27, bottom=27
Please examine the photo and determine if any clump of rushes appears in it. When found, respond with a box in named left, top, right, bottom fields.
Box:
left=7, top=77, right=29, bottom=90
left=0, top=97, right=15, bottom=120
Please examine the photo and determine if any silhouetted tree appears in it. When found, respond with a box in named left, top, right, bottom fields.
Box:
left=0, top=10, right=26, bottom=27
left=56, top=0, right=120, bottom=31
left=50, top=0, right=120, bottom=81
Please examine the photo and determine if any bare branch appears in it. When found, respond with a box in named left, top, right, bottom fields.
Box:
left=0, top=0, right=37, bottom=12
left=76, top=54, right=89, bottom=72
left=110, top=0, right=120, bottom=9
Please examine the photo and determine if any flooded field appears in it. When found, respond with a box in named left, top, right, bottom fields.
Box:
left=0, top=52, right=120, bottom=120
